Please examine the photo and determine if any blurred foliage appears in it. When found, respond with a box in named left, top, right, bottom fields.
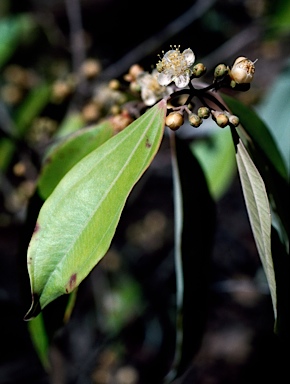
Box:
left=0, top=1, right=289, bottom=383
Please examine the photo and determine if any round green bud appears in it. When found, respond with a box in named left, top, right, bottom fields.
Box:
left=214, top=64, right=228, bottom=78
left=198, top=106, right=210, bottom=119
left=192, top=63, right=206, bottom=77
left=166, top=112, right=184, bottom=131
left=188, top=113, right=202, bottom=127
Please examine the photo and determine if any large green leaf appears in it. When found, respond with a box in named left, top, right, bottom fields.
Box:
left=25, top=100, right=166, bottom=319
left=37, top=121, right=114, bottom=200
left=236, top=139, right=277, bottom=319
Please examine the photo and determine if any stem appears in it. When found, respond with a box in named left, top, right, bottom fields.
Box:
left=164, top=130, right=184, bottom=383
left=168, top=79, right=230, bottom=112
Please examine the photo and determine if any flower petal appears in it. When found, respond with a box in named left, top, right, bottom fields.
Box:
left=183, top=49, right=195, bottom=66
left=157, top=71, right=174, bottom=86
left=174, top=73, right=190, bottom=88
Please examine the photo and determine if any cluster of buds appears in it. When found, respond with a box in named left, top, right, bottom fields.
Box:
left=165, top=106, right=240, bottom=131
left=213, top=56, right=257, bottom=89
left=132, top=45, right=257, bottom=132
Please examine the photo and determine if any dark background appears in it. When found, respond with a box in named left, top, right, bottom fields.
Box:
left=0, top=0, right=289, bottom=383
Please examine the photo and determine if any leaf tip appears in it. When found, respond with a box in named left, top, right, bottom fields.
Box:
left=158, top=98, right=167, bottom=109
left=23, top=293, right=42, bottom=321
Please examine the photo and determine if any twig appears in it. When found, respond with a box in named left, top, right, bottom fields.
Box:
left=98, top=0, right=217, bottom=81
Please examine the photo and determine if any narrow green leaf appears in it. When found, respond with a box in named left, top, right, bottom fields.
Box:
left=13, top=83, right=51, bottom=137
left=236, top=139, right=277, bottom=318
left=166, top=134, right=215, bottom=381
left=27, top=313, right=49, bottom=369
left=0, top=138, right=15, bottom=171
left=37, top=121, right=114, bottom=200
left=25, top=100, right=166, bottom=318
left=222, top=93, right=288, bottom=181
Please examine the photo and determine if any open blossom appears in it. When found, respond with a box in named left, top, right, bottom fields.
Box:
left=156, top=46, right=195, bottom=88
left=137, top=69, right=174, bottom=106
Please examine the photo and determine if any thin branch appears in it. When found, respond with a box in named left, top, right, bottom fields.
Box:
left=64, top=0, right=86, bottom=73
left=98, top=0, right=217, bottom=81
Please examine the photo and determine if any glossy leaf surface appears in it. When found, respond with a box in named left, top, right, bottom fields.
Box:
left=25, top=100, right=166, bottom=318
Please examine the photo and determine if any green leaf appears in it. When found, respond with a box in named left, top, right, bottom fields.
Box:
left=54, top=112, right=86, bottom=139
left=102, top=276, right=143, bottom=333
left=0, top=138, right=15, bottom=171
left=37, top=121, right=114, bottom=200
left=190, top=126, right=236, bottom=200
left=0, top=14, right=36, bottom=69
left=27, top=313, right=49, bottom=369
left=167, top=134, right=215, bottom=381
left=25, top=100, right=166, bottom=319
left=256, top=57, right=290, bottom=176
left=223, top=93, right=289, bottom=245
left=13, top=83, right=51, bottom=137
left=222, top=93, right=288, bottom=181
left=269, top=0, right=290, bottom=34
left=236, top=139, right=277, bottom=319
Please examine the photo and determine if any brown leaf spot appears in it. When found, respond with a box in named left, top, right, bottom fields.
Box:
left=33, top=222, right=40, bottom=234
left=145, top=137, right=151, bottom=148
left=65, top=273, right=77, bottom=293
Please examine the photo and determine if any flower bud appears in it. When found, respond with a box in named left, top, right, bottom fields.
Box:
left=188, top=113, right=202, bottom=127
left=229, top=57, right=256, bottom=86
left=192, top=63, right=206, bottom=77
left=229, top=114, right=240, bottom=127
left=198, top=106, right=210, bottom=119
left=214, top=64, right=228, bottom=79
left=166, top=112, right=184, bottom=131
left=109, top=79, right=121, bottom=90
left=211, top=110, right=229, bottom=128
left=124, top=64, right=144, bottom=82
left=80, top=58, right=102, bottom=79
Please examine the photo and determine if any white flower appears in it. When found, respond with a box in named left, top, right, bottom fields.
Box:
left=137, top=69, right=174, bottom=106
left=156, top=46, right=195, bottom=88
